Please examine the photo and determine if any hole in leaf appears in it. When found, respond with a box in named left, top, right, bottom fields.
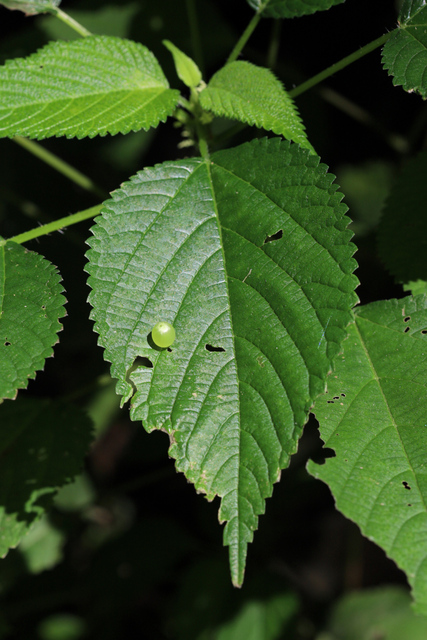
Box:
left=422, top=330, right=427, bottom=335
left=4, top=341, right=11, bottom=347
left=312, top=447, right=336, bottom=465
left=404, top=316, right=411, bottom=323
left=263, top=229, right=283, bottom=245
left=341, top=393, right=346, bottom=397
left=408, top=504, right=412, bottom=507
left=404, top=326, right=410, bottom=333
left=333, top=396, right=340, bottom=400
left=205, top=344, right=225, bottom=353
left=135, top=356, right=154, bottom=369
left=402, top=481, right=411, bottom=490
left=327, top=400, right=334, bottom=404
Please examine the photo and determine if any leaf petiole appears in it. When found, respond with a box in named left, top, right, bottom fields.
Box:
left=289, top=31, right=394, bottom=98
left=7, top=204, right=103, bottom=245
left=50, top=7, right=92, bottom=37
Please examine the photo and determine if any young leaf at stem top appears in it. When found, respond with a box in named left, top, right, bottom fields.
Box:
left=163, top=39, right=202, bottom=89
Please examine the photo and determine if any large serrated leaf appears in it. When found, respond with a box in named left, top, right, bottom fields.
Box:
left=247, top=0, right=345, bottom=19
left=0, top=240, right=66, bottom=400
left=0, top=398, right=93, bottom=556
left=86, top=137, right=358, bottom=585
left=377, top=151, right=427, bottom=284
left=308, top=295, right=427, bottom=615
left=199, top=61, right=313, bottom=152
left=0, top=36, right=180, bottom=139
left=382, top=1, right=427, bottom=98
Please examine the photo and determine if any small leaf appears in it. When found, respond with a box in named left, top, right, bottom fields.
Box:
left=308, top=295, right=427, bottom=616
left=87, top=137, right=358, bottom=586
left=247, top=0, right=345, bottom=19
left=0, top=398, right=93, bottom=557
left=0, top=36, right=180, bottom=139
left=382, top=1, right=427, bottom=98
left=163, top=39, right=202, bottom=89
left=0, top=0, right=60, bottom=15
left=199, top=61, right=313, bottom=151
left=0, top=240, right=66, bottom=401
left=377, top=151, right=427, bottom=284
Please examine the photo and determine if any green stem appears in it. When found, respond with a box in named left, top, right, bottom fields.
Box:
left=51, top=7, right=92, bottom=37
left=266, top=19, right=281, bottom=71
left=13, top=137, right=106, bottom=200
left=226, top=9, right=263, bottom=65
left=186, top=0, right=205, bottom=75
left=7, top=204, right=103, bottom=245
left=289, top=31, right=394, bottom=99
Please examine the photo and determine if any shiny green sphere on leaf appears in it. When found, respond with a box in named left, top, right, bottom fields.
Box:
left=151, top=321, right=176, bottom=348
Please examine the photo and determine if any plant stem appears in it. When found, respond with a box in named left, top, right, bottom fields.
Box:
left=7, top=204, right=103, bottom=245
left=226, top=9, right=263, bottom=65
left=289, top=31, right=394, bottom=98
left=13, top=137, right=106, bottom=200
left=51, top=7, right=92, bottom=37
left=267, top=19, right=281, bottom=71
left=186, top=0, right=205, bottom=75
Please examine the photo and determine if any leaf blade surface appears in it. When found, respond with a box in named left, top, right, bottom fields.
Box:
left=0, top=36, right=180, bottom=139
left=382, top=2, right=427, bottom=98
left=308, top=295, right=427, bottom=615
left=0, top=241, right=66, bottom=400
left=87, top=137, right=358, bottom=584
left=247, top=0, right=345, bottom=19
left=199, top=61, right=313, bottom=151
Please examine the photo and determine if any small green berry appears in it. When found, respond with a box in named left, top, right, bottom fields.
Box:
left=151, top=321, right=176, bottom=348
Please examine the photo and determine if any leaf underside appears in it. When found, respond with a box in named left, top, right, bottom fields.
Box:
left=382, top=1, right=427, bottom=98
left=308, top=295, right=427, bottom=615
left=0, top=241, right=66, bottom=401
left=0, top=0, right=60, bottom=14
left=246, top=0, right=345, bottom=19
left=86, top=137, right=358, bottom=585
left=0, top=36, right=180, bottom=139
left=199, top=61, right=313, bottom=152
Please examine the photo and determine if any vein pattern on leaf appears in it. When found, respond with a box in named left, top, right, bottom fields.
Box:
left=86, top=137, right=358, bottom=585
left=199, top=61, right=312, bottom=151
left=0, top=241, right=66, bottom=400
left=382, top=2, right=427, bottom=98
left=0, top=36, right=180, bottom=139
left=308, top=295, right=427, bottom=615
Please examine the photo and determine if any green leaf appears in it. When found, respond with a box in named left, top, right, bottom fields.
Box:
left=0, top=0, right=60, bottom=15
left=322, top=587, right=427, bottom=640
left=0, top=36, right=180, bottom=139
left=214, top=593, right=297, bottom=640
left=308, top=295, right=427, bottom=615
left=163, top=39, right=202, bottom=89
left=382, top=1, right=427, bottom=98
left=377, top=151, right=427, bottom=284
left=199, top=61, right=313, bottom=151
left=247, top=0, right=345, bottom=19
left=0, top=398, right=93, bottom=557
left=87, top=137, right=358, bottom=586
left=0, top=240, right=66, bottom=401
left=18, top=516, right=64, bottom=573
